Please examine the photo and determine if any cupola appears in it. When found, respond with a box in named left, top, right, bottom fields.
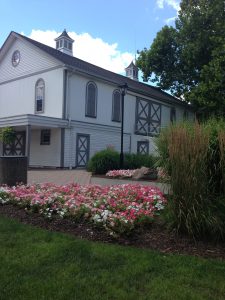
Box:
left=55, top=29, right=74, bottom=56
left=125, top=61, right=139, bottom=81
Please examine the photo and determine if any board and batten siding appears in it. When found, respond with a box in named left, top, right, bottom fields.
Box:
left=30, top=129, right=61, bottom=167
left=0, top=37, right=61, bottom=83
left=0, top=68, right=64, bottom=118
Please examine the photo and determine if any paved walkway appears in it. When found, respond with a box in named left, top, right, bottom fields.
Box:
left=28, top=170, right=92, bottom=185
left=28, top=170, right=169, bottom=193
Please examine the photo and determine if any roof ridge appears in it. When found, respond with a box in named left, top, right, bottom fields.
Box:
left=11, top=31, right=188, bottom=107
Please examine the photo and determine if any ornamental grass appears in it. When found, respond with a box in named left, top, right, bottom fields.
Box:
left=156, top=119, right=225, bottom=241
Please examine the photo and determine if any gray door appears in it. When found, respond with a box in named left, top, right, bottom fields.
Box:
left=3, top=131, right=26, bottom=156
left=76, top=134, right=90, bottom=167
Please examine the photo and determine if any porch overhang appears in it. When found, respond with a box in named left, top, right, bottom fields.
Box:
left=0, top=114, right=68, bottom=129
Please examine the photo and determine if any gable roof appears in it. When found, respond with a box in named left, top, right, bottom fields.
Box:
left=2, top=31, right=191, bottom=108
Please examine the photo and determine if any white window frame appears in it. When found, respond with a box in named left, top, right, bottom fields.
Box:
left=35, top=79, right=45, bottom=114
left=112, top=89, right=121, bottom=122
left=85, top=81, right=97, bottom=118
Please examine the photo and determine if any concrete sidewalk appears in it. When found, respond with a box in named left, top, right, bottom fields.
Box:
left=28, top=170, right=169, bottom=194
left=28, top=170, right=91, bottom=185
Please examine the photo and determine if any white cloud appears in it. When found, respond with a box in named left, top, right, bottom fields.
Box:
left=165, top=16, right=177, bottom=24
left=156, top=0, right=164, bottom=9
left=156, top=0, right=180, bottom=24
left=156, top=0, right=180, bottom=12
left=24, top=29, right=134, bottom=75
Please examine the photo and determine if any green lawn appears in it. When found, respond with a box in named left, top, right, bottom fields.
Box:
left=0, top=215, right=225, bottom=300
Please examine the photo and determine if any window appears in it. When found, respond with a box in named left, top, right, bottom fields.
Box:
left=183, top=110, right=189, bottom=120
left=40, top=129, right=51, bottom=145
left=35, top=79, right=45, bottom=113
left=112, top=90, right=121, bottom=122
left=59, top=40, right=62, bottom=47
left=85, top=81, right=97, bottom=118
left=56, top=41, right=59, bottom=49
left=64, top=40, right=68, bottom=48
left=170, top=107, right=176, bottom=123
left=68, top=42, right=72, bottom=50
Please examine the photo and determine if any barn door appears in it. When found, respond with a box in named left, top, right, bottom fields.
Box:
left=76, top=134, right=90, bottom=167
left=137, top=141, right=149, bottom=155
left=3, top=131, right=26, bottom=156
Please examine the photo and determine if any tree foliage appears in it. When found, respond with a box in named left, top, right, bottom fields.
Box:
left=137, top=0, right=225, bottom=116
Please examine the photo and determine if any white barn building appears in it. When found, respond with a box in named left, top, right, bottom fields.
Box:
left=0, top=30, right=194, bottom=168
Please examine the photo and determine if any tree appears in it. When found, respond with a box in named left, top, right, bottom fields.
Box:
left=137, top=0, right=225, bottom=116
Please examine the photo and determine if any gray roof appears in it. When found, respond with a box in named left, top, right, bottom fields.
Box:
left=55, top=29, right=74, bottom=42
left=13, top=31, right=190, bottom=108
left=125, top=61, right=138, bottom=70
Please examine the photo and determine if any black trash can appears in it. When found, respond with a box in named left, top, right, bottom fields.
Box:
left=0, top=156, right=27, bottom=186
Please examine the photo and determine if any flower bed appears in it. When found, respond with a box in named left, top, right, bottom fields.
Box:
left=106, top=169, right=137, bottom=178
left=0, top=183, right=166, bottom=236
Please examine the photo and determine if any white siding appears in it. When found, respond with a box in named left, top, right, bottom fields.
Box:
left=65, top=72, right=195, bottom=160
left=0, top=68, right=64, bottom=118
left=63, top=125, right=130, bottom=168
left=67, top=73, right=122, bottom=128
left=30, top=129, right=61, bottom=167
left=0, top=38, right=60, bottom=83
left=161, top=105, right=171, bottom=129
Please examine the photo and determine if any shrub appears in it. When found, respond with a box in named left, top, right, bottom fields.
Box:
left=156, top=119, right=225, bottom=241
left=0, top=127, right=16, bottom=144
left=87, top=148, right=119, bottom=174
left=88, top=147, right=158, bottom=175
left=124, top=153, right=157, bottom=170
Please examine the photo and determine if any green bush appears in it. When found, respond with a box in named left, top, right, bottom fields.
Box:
left=87, top=149, right=119, bottom=174
left=156, top=119, right=225, bottom=241
left=87, top=148, right=158, bottom=175
left=0, top=127, right=16, bottom=144
left=124, top=153, right=156, bottom=170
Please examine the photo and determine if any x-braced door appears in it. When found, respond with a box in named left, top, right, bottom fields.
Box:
left=137, top=141, right=149, bottom=155
left=76, top=134, right=90, bottom=167
left=3, top=131, right=26, bottom=156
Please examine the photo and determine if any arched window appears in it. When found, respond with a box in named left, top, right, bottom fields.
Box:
left=170, top=107, right=176, bottom=123
left=85, top=81, right=97, bottom=118
left=112, top=90, right=121, bottom=122
left=183, top=110, right=189, bottom=120
left=35, top=79, right=45, bottom=113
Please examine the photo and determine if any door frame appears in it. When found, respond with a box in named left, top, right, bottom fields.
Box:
left=76, top=133, right=90, bottom=168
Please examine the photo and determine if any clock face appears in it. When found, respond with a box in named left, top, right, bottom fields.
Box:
left=12, top=50, right=20, bottom=67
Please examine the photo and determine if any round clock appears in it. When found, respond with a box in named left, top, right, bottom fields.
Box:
left=12, top=50, right=20, bottom=67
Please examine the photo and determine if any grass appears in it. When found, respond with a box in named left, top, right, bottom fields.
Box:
left=0, top=215, right=225, bottom=300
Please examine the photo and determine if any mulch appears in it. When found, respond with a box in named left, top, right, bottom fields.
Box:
left=0, top=204, right=225, bottom=260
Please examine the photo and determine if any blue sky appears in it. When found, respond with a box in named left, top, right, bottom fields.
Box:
left=1, top=0, right=180, bottom=75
